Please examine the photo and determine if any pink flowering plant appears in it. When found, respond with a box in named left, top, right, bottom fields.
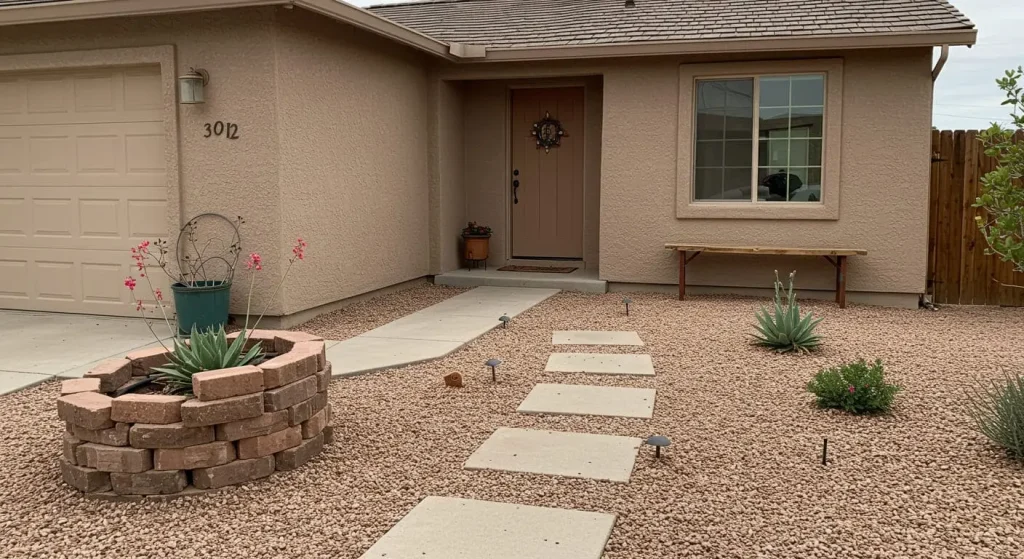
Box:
left=124, top=236, right=309, bottom=395
left=806, top=359, right=901, bottom=414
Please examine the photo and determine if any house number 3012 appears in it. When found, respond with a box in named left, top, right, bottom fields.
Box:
left=204, top=121, right=239, bottom=140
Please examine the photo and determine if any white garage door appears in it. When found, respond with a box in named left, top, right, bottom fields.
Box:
left=0, top=65, right=168, bottom=317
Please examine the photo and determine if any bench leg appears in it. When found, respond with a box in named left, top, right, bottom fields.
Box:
left=836, top=255, right=847, bottom=308
left=678, top=251, right=686, bottom=301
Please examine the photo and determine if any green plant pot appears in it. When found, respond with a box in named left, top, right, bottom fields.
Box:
left=171, top=280, right=231, bottom=335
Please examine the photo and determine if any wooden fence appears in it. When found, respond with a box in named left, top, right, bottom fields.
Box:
left=928, top=129, right=1024, bottom=306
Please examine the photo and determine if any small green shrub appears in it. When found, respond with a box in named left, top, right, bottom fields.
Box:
left=152, top=326, right=264, bottom=395
left=806, top=359, right=901, bottom=414
left=752, top=271, right=823, bottom=354
left=967, top=373, right=1024, bottom=461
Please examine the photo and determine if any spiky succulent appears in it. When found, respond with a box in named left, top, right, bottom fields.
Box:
left=752, top=271, right=823, bottom=354
left=152, top=326, right=263, bottom=395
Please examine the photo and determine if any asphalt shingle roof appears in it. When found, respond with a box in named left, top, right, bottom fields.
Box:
left=368, top=0, right=975, bottom=48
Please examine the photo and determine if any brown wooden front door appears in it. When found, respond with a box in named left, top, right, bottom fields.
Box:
left=510, top=87, right=585, bottom=259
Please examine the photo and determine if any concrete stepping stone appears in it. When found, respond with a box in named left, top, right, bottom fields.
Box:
left=545, top=353, right=655, bottom=376
left=517, top=383, right=656, bottom=419
left=552, top=330, right=643, bottom=346
left=359, top=496, right=616, bottom=559
left=465, top=427, right=641, bottom=483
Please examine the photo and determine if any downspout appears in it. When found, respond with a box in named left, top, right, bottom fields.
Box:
left=932, top=44, right=949, bottom=81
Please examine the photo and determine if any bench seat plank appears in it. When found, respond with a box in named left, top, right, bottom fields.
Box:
left=664, top=244, right=867, bottom=257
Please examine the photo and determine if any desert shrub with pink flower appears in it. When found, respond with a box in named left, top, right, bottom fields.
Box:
left=806, top=359, right=901, bottom=414
left=123, top=226, right=310, bottom=395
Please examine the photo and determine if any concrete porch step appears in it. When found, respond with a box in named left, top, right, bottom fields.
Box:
left=434, top=268, right=607, bottom=293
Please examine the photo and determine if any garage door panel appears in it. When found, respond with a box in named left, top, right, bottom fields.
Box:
left=0, top=65, right=166, bottom=317
left=0, top=247, right=171, bottom=314
left=0, top=122, right=164, bottom=184
left=0, top=187, right=166, bottom=250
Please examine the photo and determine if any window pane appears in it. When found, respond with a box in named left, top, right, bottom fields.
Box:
left=791, top=106, right=823, bottom=137
left=758, top=139, right=790, bottom=168
left=759, top=77, right=790, bottom=107
left=791, top=75, right=824, bottom=106
left=695, top=142, right=724, bottom=167
left=697, top=80, right=728, bottom=109
left=723, top=168, right=753, bottom=200
left=789, top=168, right=822, bottom=202
left=759, top=107, right=790, bottom=137
left=724, top=140, right=752, bottom=167
left=724, top=107, right=753, bottom=140
left=758, top=167, right=798, bottom=202
left=726, top=80, right=754, bottom=108
left=694, top=79, right=754, bottom=202
left=695, top=109, right=725, bottom=140
left=788, top=139, right=822, bottom=167
left=695, top=168, right=724, bottom=200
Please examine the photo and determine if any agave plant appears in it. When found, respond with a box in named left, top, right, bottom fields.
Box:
left=152, top=326, right=264, bottom=395
left=752, top=271, right=823, bottom=354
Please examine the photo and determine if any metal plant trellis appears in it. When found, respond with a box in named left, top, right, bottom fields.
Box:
left=160, top=213, right=243, bottom=287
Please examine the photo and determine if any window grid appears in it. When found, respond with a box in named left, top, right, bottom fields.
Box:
left=692, top=73, right=826, bottom=204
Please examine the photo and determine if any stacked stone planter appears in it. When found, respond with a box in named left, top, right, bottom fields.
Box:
left=57, top=330, right=333, bottom=499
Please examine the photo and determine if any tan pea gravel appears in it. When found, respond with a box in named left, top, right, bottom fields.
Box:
left=2, top=286, right=1024, bottom=558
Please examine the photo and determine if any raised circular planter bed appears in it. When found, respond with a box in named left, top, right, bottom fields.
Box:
left=56, top=330, right=333, bottom=500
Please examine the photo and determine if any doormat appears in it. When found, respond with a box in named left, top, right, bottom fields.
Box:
left=497, top=265, right=578, bottom=274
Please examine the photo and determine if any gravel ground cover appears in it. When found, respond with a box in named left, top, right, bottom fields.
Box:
left=2, top=287, right=1023, bottom=558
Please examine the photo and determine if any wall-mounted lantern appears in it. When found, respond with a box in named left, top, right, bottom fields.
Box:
left=178, top=68, right=209, bottom=104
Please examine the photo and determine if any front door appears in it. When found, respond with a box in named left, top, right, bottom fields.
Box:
left=510, top=87, right=584, bottom=259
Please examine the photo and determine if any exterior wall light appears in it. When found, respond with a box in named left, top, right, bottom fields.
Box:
left=178, top=68, right=209, bottom=104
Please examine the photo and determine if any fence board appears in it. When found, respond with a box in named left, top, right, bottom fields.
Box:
left=928, top=129, right=1024, bottom=306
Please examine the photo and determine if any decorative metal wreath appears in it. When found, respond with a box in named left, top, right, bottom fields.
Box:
left=531, top=112, right=567, bottom=153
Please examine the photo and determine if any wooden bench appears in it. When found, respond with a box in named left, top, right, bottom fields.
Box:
left=664, top=244, right=868, bottom=308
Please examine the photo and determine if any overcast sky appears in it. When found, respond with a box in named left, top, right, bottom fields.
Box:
left=355, top=0, right=1023, bottom=130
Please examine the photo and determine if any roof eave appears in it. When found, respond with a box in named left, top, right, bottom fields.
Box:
left=475, top=28, right=978, bottom=62
left=0, top=0, right=456, bottom=60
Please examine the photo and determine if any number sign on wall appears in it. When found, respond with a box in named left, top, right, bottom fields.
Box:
left=204, top=121, right=239, bottom=140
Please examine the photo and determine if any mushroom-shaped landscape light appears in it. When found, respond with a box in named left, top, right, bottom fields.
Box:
left=499, top=314, right=511, bottom=329
left=485, top=358, right=502, bottom=382
left=646, top=435, right=670, bottom=458
left=622, top=297, right=633, bottom=316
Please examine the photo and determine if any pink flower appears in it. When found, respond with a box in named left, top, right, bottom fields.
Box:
left=246, top=252, right=263, bottom=271
left=154, top=288, right=163, bottom=301
left=292, top=238, right=307, bottom=261
left=124, top=276, right=137, bottom=291
left=848, top=385, right=856, bottom=394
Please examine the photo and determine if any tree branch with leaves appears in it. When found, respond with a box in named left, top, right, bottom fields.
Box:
left=975, top=67, right=1024, bottom=285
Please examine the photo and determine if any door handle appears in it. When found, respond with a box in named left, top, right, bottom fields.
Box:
left=512, top=169, right=520, bottom=204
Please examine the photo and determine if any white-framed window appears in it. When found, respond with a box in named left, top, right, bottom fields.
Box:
left=693, top=73, right=825, bottom=203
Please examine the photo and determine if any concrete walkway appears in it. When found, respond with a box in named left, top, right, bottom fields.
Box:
left=326, top=286, right=558, bottom=376
left=0, top=310, right=174, bottom=396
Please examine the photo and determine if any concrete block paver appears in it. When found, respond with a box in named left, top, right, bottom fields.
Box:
left=552, top=330, right=643, bottom=346
left=359, top=496, right=616, bottom=559
left=517, top=383, right=656, bottom=419
left=327, top=287, right=558, bottom=377
left=465, top=427, right=642, bottom=483
left=326, top=337, right=462, bottom=377
left=545, top=353, right=655, bottom=376
left=0, top=371, right=54, bottom=396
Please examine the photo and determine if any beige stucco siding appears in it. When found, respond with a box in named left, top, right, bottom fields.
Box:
left=599, top=48, right=934, bottom=295
left=273, top=9, right=432, bottom=315
left=0, top=8, right=285, bottom=313
left=433, top=80, right=467, bottom=273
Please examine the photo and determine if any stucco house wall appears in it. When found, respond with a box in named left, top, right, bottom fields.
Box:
left=272, top=9, right=432, bottom=316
